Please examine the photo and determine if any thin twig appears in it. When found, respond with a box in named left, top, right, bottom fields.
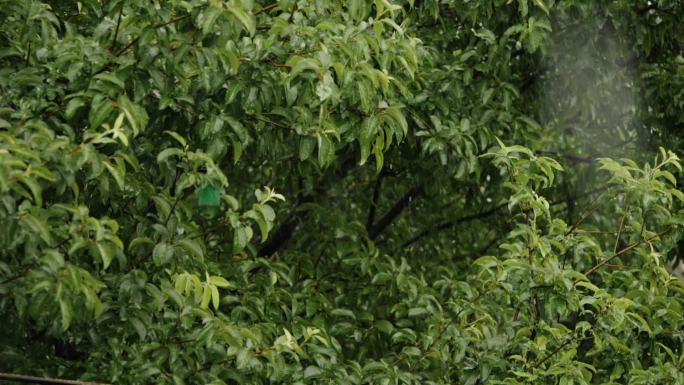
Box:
left=530, top=338, right=576, bottom=369
left=116, top=14, right=190, bottom=56
left=0, top=270, right=28, bottom=285
left=109, top=3, right=124, bottom=51
left=613, top=209, right=629, bottom=255
left=565, top=187, right=610, bottom=236
left=254, top=2, right=279, bottom=15
left=584, top=228, right=671, bottom=277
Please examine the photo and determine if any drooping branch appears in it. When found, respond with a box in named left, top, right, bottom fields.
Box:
left=368, top=185, right=423, bottom=240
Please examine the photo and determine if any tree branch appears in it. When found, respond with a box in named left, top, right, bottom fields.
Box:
left=109, top=2, right=124, bottom=51
left=116, top=14, right=190, bottom=57
left=0, top=373, right=109, bottom=385
left=258, top=155, right=357, bottom=257
left=530, top=338, right=576, bottom=369
left=564, top=187, right=611, bottom=236
left=584, top=228, right=671, bottom=276
left=0, top=270, right=28, bottom=285
left=402, top=205, right=502, bottom=249
left=368, top=185, right=423, bottom=240
left=257, top=211, right=302, bottom=257
left=403, top=185, right=614, bottom=249
left=366, top=174, right=383, bottom=230
left=254, top=2, right=279, bottom=15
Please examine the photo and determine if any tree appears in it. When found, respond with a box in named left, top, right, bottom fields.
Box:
left=1, top=0, right=684, bottom=384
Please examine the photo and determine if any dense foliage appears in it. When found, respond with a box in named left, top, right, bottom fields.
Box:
left=2, top=0, right=684, bottom=384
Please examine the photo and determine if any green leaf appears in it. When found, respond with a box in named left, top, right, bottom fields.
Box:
left=223, top=40, right=241, bottom=75
left=299, top=136, right=315, bottom=161
left=130, top=317, right=147, bottom=340
left=531, top=0, right=549, bottom=14
left=254, top=214, right=269, bottom=242
left=164, top=130, right=187, bottom=147
left=258, top=204, right=275, bottom=222
left=69, top=239, right=89, bottom=255
left=174, top=274, right=188, bottom=295
left=103, top=158, right=125, bottom=190
left=20, top=177, right=43, bottom=206
left=202, top=5, right=223, bottom=35
left=473, top=255, right=499, bottom=269
left=152, top=242, right=174, bottom=265
left=317, top=134, right=333, bottom=166
left=156, top=148, right=184, bottom=163
left=233, top=226, right=252, bottom=252
left=118, top=94, right=148, bottom=135
left=165, top=288, right=184, bottom=307
left=383, top=106, right=408, bottom=140
left=209, top=276, right=230, bottom=288
left=402, top=346, right=421, bottom=357
left=226, top=5, right=256, bottom=36
left=200, top=284, right=211, bottom=309
left=359, top=118, right=377, bottom=165
left=97, top=242, right=115, bottom=269
left=93, top=72, right=125, bottom=89
left=176, top=238, right=204, bottom=261
left=408, top=307, right=427, bottom=317
left=289, top=57, right=320, bottom=79
left=66, top=98, right=85, bottom=119
left=22, top=214, right=52, bottom=245
left=89, top=95, right=114, bottom=129
left=374, top=320, right=394, bottom=334
left=331, top=308, right=356, bottom=319
left=626, top=312, right=653, bottom=335
left=59, top=297, right=72, bottom=331
left=303, top=366, right=322, bottom=379
left=211, top=284, right=220, bottom=310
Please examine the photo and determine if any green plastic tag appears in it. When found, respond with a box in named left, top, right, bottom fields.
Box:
left=197, top=183, right=221, bottom=216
